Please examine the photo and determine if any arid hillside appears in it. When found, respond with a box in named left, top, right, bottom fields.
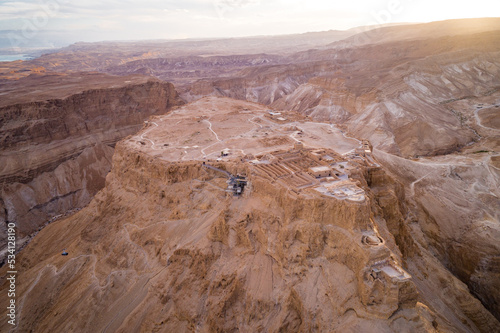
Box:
left=4, top=20, right=498, bottom=159
left=185, top=27, right=500, bottom=157
left=1, top=97, right=498, bottom=332
left=8, top=28, right=364, bottom=76
left=0, top=17, right=499, bottom=332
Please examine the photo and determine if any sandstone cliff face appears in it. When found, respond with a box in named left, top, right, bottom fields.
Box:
left=0, top=74, right=184, bottom=261
left=373, top=148, right=500, bottom=324
left=1, top=139, right=497, bottom=332
left=184, top=61, right=335, bottom=105
left=0, top=144, right=113, bottom=257
left=0, top=77, right=182, bottom=154
left=1, top=18, right=499, bottom=332
left=366, top=166, right=500, bottom=331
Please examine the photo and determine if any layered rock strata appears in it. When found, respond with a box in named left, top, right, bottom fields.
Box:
left=0, top=73, right=184, bottom=261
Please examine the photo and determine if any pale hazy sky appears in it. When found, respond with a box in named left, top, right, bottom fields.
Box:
left=1, top=0, right=499, bottom=49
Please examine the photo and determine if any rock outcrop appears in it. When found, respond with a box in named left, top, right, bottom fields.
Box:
left=366, top=164, right=500, bottom=331
left=1, top=97, right=498, bottom=332
left=0, top=145, right=439, bottom=331
left=0, top=72, right=184, bottom=261
left=373, top=144, right=500, bottom=322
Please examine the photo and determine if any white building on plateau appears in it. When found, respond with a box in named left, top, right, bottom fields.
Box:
left=309, top=166, right=333, bottom=178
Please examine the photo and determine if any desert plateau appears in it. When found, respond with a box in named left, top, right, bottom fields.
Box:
left=0, top=6, right=499, bottom=333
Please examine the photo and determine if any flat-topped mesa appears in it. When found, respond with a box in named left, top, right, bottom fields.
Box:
left=118, top=96, right=381, bottom=230
left=4, top=96, right=483, bottom=332
left=110, top=128, right=417, bottom=323
left=113, top=142, right=373, bottom=230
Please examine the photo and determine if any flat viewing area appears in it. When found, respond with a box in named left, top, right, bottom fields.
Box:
left=125, top=96, right=360, bottom=162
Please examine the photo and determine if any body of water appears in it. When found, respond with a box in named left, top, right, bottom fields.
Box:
left=0, top=54, right=33, bottom=62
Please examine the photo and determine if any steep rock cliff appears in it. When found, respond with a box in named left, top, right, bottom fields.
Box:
left=373, top=148, right=500, bottom=323
left=1, top=124, right=497, bottom=331
left=0, top=73, right=184, bottom=261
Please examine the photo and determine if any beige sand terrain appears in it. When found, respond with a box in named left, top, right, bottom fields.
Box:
left=0, top=17, right=499, bottom=332
left=126, top=97, right=357, bottom=161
